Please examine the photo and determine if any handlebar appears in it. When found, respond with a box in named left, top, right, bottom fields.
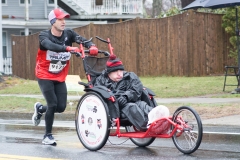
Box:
left=75, top=36, right=93, bottom=45
left=82, top=37, right=93, bottom=44
left=73, top=36, right=112, bottom=58
left=84, top=50, right=110, bottom=56
left=71, top=50, right=110, bottom=57
left=95, top=36, right=109, bottom=44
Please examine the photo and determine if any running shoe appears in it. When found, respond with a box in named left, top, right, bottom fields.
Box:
left=32, top=102, right=43, bottom=126
left=42, top=134, right=56, bottom=145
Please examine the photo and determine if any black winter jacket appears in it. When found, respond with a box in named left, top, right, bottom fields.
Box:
left=94, top=70, right=153, bottom=131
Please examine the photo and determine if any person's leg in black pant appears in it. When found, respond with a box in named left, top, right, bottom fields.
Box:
left=32, top=79, right=67, bottom=145
left=43, top=80, right=67, bottom=135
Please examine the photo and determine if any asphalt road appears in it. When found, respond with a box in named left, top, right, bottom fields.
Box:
left=0, top=119, right=240, bottom=159
left=0, top=125, right=239, bottom=160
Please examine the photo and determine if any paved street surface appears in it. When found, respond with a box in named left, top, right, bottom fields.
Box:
left=0, top=118, right=239, bottom=159
left=0, top=94, right=240, bottom=159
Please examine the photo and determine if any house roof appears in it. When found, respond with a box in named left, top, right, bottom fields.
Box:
left=2, top=19, right=107, bottom=29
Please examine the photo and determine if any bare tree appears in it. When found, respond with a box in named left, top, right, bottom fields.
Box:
left=163, top=0, right=182, bottom=10
left=152, top=0, right=163, bottom=17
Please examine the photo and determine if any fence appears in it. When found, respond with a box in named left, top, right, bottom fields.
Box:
left=11, top=11, right=235, bottom=80
left=3, top=57, right=12, bottom=75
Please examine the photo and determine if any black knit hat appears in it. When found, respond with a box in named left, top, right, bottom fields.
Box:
left=106, top=54, right=124, bottom=73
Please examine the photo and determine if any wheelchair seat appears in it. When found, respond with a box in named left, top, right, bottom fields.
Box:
left=84, top=56, right=109, bottom=85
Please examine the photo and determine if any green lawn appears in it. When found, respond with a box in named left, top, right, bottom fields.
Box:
left=0, top=75, right=239, bottom=114
left=0, top=76, right=239, bottom=98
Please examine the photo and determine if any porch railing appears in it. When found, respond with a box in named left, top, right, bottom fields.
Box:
left=91, top=0, right=143, bottom=15
left=3, top=57, right=12, bottom=75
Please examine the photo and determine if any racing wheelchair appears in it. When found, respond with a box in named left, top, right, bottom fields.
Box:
left=74, top=36, right=203, bottom=154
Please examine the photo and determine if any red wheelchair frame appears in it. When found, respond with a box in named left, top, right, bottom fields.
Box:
left=74, top=36, right=203, bottom=154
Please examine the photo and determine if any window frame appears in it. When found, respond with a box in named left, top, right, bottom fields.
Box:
left=19, top=0, right=32, bottom=6
left=2, top=0, right=7, bottom=6
left=47, top=0, right=55, bottom=6
left=20, top=30, right=32, bottom=36
left=2, top=31, right=8, bottom=58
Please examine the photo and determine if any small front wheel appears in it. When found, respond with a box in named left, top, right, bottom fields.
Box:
left=171, top=106, right=202, bottom=154
left=75, top=92, right=110, bottom=151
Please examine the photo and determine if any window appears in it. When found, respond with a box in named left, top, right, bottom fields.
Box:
left=2, top=32, right=7, bottom=58
left=48, top=0, right=55, bottom=6
left=19, top=0, right=31, bottom=6
left=2, top=0, right=7, bottom=5
left=20, top=31, right=32, bottom=36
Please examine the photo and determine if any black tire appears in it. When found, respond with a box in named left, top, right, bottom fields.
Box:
left=171, top=106, right=202, bottom=154
left=125, top=126, right=155, bottom=147
left=75, top=92, right=110, bottom=151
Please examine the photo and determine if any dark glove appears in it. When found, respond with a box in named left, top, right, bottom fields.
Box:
left=66, top=46, right=81, bottom=53
left=89, top=45, right=98, bottom=56
left=118, top=96, right=127, bottom=108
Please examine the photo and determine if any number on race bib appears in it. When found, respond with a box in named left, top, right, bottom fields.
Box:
left=49, top=62, right=66, bottom=73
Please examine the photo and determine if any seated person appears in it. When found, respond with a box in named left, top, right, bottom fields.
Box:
left=94, top=54, right=169, bottom=131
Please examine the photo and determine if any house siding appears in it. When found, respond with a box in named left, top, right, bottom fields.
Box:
left=1, top=0, right=142, bottom=74
left=2, top=0, right=53, bottom=19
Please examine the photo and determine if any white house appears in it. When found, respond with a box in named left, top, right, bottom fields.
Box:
left=1, top=0, right=143, bottom=74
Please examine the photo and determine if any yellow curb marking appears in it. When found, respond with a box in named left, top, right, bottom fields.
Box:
left=0, top=154, right=64, bottom=160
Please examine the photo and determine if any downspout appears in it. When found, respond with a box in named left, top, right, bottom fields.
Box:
left=0, top=1, right=3, bottom=72
left=44, top=0, right=47, bottom=19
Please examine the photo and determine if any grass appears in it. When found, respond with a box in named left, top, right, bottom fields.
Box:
left=140, top=76, right=240, bottom=98
left=1, top=75, right=239, bottom=97
left=0, top=76, right=40, bottom=94
left=0, top=96, right=78, bottom=113
left=0, top=75, right=240, bottom=116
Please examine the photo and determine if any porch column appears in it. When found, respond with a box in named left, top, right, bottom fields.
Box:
left=25, top=0, right=29, bottom=21
left=54, top=0, right=58, bottom=8
left=25, top=28, right=29, bottom=36
left=0, top=1, right=3, bottom=72
left=25, top=0, right=29, bottom=36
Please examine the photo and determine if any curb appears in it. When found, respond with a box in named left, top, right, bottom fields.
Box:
left=2, top=121, right=240, bottom=143
left=1, top=112, right=240, bottom=143
left=0, top=112, right=75, bottom=121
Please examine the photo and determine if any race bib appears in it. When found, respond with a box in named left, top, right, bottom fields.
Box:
left=49, top=60, right=67, bottom=73
left=46, top=50, right=71, bottom=74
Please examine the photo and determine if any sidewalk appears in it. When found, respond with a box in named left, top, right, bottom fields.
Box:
left=1, top=94, right=240, bottom=103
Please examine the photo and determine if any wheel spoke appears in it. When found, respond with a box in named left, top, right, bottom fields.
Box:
left=183, top=131, right=198, bottom=149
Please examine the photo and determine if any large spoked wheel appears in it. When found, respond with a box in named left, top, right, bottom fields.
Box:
left=75, top=92, right=110, bottom=151
left=171, top=106, right=202, bottom=154
left=125, top=126, right=155, bottom=147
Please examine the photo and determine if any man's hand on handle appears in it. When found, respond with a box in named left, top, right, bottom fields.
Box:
left=66, top=46, right=81, bottom=53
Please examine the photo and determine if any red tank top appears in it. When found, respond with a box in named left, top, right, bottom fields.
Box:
left=35, top=49, right=71, bottom=82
